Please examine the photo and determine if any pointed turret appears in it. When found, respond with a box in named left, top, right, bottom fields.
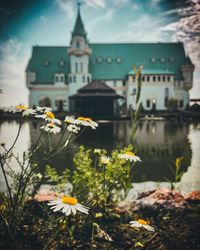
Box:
left=67, top=2, right=92, bottom=96
left=72, top=3, right=87, bottom=39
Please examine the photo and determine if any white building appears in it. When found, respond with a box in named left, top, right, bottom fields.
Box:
left=26, top=5, right=194, bottom=115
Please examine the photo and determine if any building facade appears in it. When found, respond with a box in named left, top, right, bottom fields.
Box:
left=26, top=5, right=194, bottom=113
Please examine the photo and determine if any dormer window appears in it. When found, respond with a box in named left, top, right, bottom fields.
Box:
left=160, top=58, right=165, bottom=63
left=44, top=60, right=49, bottom=66
left=59, top=61, right=64, bottom=66
left=107, top=57, right=112, bottom=63
left=116, top=57, right=122, bottom=63
left=169, top=57, right=175, bottom=62
left=150, top=57, right=156, bottom=63
left=55, top=73, right=65, bottom=83
left=96, top=57, right=103, bottom=63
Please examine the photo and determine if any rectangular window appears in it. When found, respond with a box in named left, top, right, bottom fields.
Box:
left=75, top=62, right=78, bottom=73
left=146, top=99, right=150, bottom=108
left=163, top=76, right=165, bottom=82
left=123, top=81, right=126, bottom=86
left=114, top=81, right=117, bottom=87
left=164, top=97, right=168, bottom=107
left=153, top=76, right=156, bottom=82
left=133, top=76, right=135, bottom=82
left=147, top=76, right=150, bottom=82
left=60, top=76, right=64, bottom=82
left=158, top=76, right=161, bottom=82
left=80, top=62, right=83, bottom=73
left=167, top=76, right=170, bottom=82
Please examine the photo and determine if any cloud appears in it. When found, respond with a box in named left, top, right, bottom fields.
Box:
left=85, top=0, right=106, bottom=8
left=54, top=0, right=75, bottom=20
left=86, top=8, right=115, bottom=33
left=110, top=13, right=165, bottom=42
left=160, top=0, right=200, bottom=69
left=40, top=15, right=48, bottom=23
left=0, top=39, right=28, bottom=107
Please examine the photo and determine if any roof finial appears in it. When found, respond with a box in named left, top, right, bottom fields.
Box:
left=77, top=0, right=81, bottom=12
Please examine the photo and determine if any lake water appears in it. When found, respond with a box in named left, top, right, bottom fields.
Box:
left=0, top=119, right=200, bottom=193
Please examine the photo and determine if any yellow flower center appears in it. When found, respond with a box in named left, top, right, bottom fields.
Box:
left=138, top=219, right=148, bottom=225
left=45, top=111, right=55, bottom=119
left=62, top=196, right=78, bottom=205
left=77, top=117, right=92, bottom=122
left=48, top=123, right=55, bottom=128
left=16, top=105, right=28, bottom=110
left=125, top=151, right=135, bottom=156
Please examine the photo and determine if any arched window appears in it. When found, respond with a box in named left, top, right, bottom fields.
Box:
left=39, top=97, right=51, bottom=107
left=55, top=76, right=59, bottom=82
left=76, top=42, right=80, bottom=48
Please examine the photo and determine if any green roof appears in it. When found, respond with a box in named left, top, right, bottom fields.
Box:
left=26, top=42, right=191, bottom=83
left=128, top=68, right=174, bottom=75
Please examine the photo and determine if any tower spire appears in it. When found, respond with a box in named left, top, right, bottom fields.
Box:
left=72, top=1, right=86, bottom=38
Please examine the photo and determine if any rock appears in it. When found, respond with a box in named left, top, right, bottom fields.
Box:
left=34, top=191, right=61, bottom=202
left=136, top=188, right=186, bottom=209
left=185, top=191, right=200, bottom=203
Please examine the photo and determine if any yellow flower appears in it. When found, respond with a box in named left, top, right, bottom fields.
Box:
left=9, top=105, right=36, bottom=117
left=118, top=151, right=141, bottom=162
left=73, top=116, right=98, bottom=129
left=36, top=111, right=61, bottom=125
left=40, top=123, right=61, bottom=134
left=45, top=111, right=55, bottom=119
left=130, top=219, right=154, bottom=232
left=176, top=157, right=184, bottom=168
left=48, top=196, right=89, bottom=216
left=95, top=212, right=103, bottom=218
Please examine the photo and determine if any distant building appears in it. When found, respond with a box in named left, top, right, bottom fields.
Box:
left=26, top=4, right=194, bottom=115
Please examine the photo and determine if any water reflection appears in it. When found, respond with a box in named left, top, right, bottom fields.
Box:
left=0, top=120, right=199, bottom=186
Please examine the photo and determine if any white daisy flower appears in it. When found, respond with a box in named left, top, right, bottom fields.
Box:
left=67, top=124, right=80, bottom=134
left=41, top=123, right=61, bottom=134
left=73, top=117, right=98, bottom=129
left=118, top=151, right=141, bottom=162
left=36, top=106, right=52, bottom=112
left=64, top=116, right=75, bottom=124
left=47, top=196, right=89, bottom=216
left=9, top=105, right=36, bottom=117
left=130, top=219, right=155, bottom=232
left=100, top=156, right=110, bottom=165
left=35, top=111, right=61, bottom=125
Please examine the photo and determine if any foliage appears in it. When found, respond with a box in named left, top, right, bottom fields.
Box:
left=166, top=98, right=178, bottom=111
left=45, top=145, right=134, bottom=210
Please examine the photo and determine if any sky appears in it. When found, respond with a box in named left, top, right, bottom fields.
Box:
left=0, top=0, right=199, bottom=107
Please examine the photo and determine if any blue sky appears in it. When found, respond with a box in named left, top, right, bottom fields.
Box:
left=0, top=0, right=199, bottom=107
